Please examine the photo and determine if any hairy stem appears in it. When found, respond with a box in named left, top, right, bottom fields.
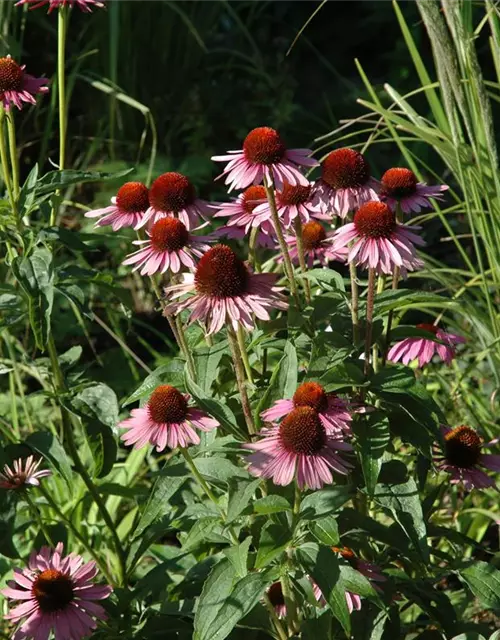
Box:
left=349, top=261, right=360, bottom=344
left=363, top=268, right=376, bottom=377
left=382, top=266, right=400, bottom=366
left=24, top=491, right=56, bottom=547
left=262, top=594, right=289, bottom=640
left=237, top=325, right=254, bottom=384
left=0, top=107, right=17, bottom=223
left=281, top=567, right=299, bottom=636
left=227, top=325, right=255, bottom=435
left=293, top=217, right=311, bottom=304
left=6, top=111, right=19, bottom=200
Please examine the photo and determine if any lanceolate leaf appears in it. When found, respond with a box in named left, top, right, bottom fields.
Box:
left=354, top=412, right=390, bottom=496
left=459, top=561, right=500, bottom=611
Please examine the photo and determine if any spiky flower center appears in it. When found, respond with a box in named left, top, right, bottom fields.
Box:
left=293, top=381, right=328, bottom=412
left=416, top=323, right=438, bottom=335
left=322, top=148, right=370, bottom=189
left=302, top=221, right=327, bottom=251
left=444, top=425, right=482, bottom=468
left=243, top=127, right=286, bottom=165
left=116, top=182, right=149, bottom=214
left=241, top=185, right=267, bottom=215
left=280, top=406, right=326, bottom=455
left=149, top=172, right=196, bottom=213
left=32, top=569, right=74, bottom=613
left=195, top=244, right=249, bottom=298
left=150, top=218, right=189, bottom=252
left=332, top=545, right=356, bottom=560
left=0, top=57, right=23, bottom=93
left=381, top=168, right=417, bottom=199
left=279, top=182, right=311, bottom=206
left=148, top=385, right=188, bottom=424
left=267, top=581, right=285, bottom=607
left=354, top=201, right=396, bottom=239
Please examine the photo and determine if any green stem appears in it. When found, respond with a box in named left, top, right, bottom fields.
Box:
left=0, top=107, right=17, bottom=223
left=349, top=261, right=360, bottom=345
left=38, top=485, right=113, bottom=584
left=264, top=181, right=300, bottom=308
left=382, top=266, right=400, bottom=367
left=262, top=594, right=289, bottom=640
left=237, top=325, right=254, bottom=384
left=281, top=568, right=299, bottom=636
left=227, top=325, right=255, bottom=436
left=57, top=6, right=67, bottom=173
left=293, top=217, right=311, bottom=304
left=8, top=371, right=19, bottom=439
left=24, top=491, right=56, bottom=547
left=248, top=225, right=260, bottom=272
left=6, top=111, right=19, bottom=200
left=5, top=334, right=33, bottom=431
left=363, top=268, right=376, bottom=378
left=46, top=335, right=127, bottom=586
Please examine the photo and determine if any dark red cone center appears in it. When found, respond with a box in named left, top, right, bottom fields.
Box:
left=241, top=185, right=267, bottom=215
left=278, top=182, right=311, bottom=206
left=243, top=127, right=286, bottom=165
left=32, top=569, right=74, bottom=613
left=416, top=323, right=438, bottom=335
left=148, top=385, right=188, bottom=424
left=301, top=221, right=327, bottom=251
left=116, top=182, right=149, bottom=214
left=267, top=582, right=285, bottom=607
left=150, top=218, right=189, bottom=252
left=381, top=168, right=417, bottom=199
left=293, top=381, right=328, bottom=412
left=149, top=172, right=196, bottom=213
left=322, top=148, right=370, bottom=189
left=280, top=406, right=326, bottom=455
left=354, top=201, right=396, bottom=239
left=195, top=244, right=249, bottom=298
left=444, top=425, right=482, bottom=468
left=0, top=57, right=23, bottom=93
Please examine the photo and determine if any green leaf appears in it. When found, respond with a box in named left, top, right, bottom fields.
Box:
left=122, top=360, right=186, bottom=406
left=12, top=248, right=54, bottom=350
left=300, top=268, right=346, bottom=291
left=18, top=163, right=39, bottom=217
left=134, top=463, right=187, bottom=537
left=253, top=495, right=292, bottom=515
left=194, top=558, right=272, bottom=640
left=300, top=486, right=351, bottom=520
left=81, top=418, right=117, bottom=478
left=339, top=565, right=380, bottom=600
left=182, top=517, right=230, bottom=551
left=459, top=561, right=500, bottom=611
left=72, top=383, right=119, bottom=429
left=255, top=522, right=291, bottom=569
left=193, top=457, right=249, bottom=485
left=297, top=542, right=350, bottom=636
left=354, top=412, right=390, bottom=496
left=35, top=167, right=134, bottom=196
left=194, top=340, right=228, bottom=393
left=26, top=431, right=73, bottom=488
left=226, top=478, right=261, bottom=522
left=373, top=289, right=451, bottom=315
left=254, top=341, right=297, bottom=426
left=373, top=477, right=429, bottom=563
left=309, top=514, right=340, bottom=546
left=223, top=536, right=252, bottom=577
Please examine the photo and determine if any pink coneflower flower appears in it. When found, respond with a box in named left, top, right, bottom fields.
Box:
left=0, top=456, right=51, bottom=490
left=119, top=384, right=219, bottom=452
left=313, top=148, right=379, bottom=218
left=16, top=0, right=104, bottom=11
left=1, top=542, right=112, bottom=640
left=253, top=181, right=325, bottom=228
left=213, top=185, right=275, bottom=239
left=140, top=172, right=213, bottom=230
left=215, top=224, right=276, bottom=249
left=122, top=218, right=211, bottom=276
left=388, top=323, right=466, bottom=367
left=435, top=425, right=500, bottom=490
left=211, top=126, right=318, bottom=191
left=380, top=168, right=448, bottom=215
left=279, top=220, right=348, bottom=268
left=262, top=381, right=352, bottom=436
left=164, top=244, right=288, bottom=335
left=84, top=181, right=149, bottom=231
left=245, top=406, right=352, bottom=489
left=0, top=56, right=48, bottom=111
left=331, top=201, right=424, bottom=275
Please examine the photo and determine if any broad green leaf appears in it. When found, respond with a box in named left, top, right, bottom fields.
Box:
left=309, top=514, right=339, bottom=546
left=253, top=495, right=291, bottom=515
left=35, top=167, right=134, bottom=196
left=255, top=522, right=291, bottom=569
left=373, top=289, right=452, bottom=315
left=300, top=486, right=351, bottom=520
left=223, top=536, right=252, bottom=577
left=72, top=383, right=119, bottom=429
left=193, top=457, right=249, bottom=485
left=354, top=412, right=390, bottom=496
left=18, top=163, right=39, bottom=217
left=459, top=561, right=500, bottom=611
left=81, top=418, right=117, bottom=478
left=122, top=360, right=186, bottom=406
left=297, top=542, right=350, bottom=636
left=339, top=565, right=380, bottom=600
left=182, top=517, right=230, bottom=551
left=226, top=478, right=261, bottom=522
left=193, top=340, right=228, bottom=393
left=374, top=477, right=429, bottom=562
left=300, top=268, right=346, bottom=291
left=26, top=431, right=73, bottom=489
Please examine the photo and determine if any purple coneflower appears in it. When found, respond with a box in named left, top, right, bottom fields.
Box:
left=211, top=126, right=318, bottom=191
left=279, top=220, right=347, bottom=268
left=122, top=217, right=211, bottom=276
left=435, top=425, right=500, bottom=490
left=213, top=185, right=275, bottom=239
left=1, top=542, right=112, bottom=640
left=331, top=201, right=424, bottom=275
left=120, top=385, right=219, bottom=452
left=253, top=180, right=325, bottom=228
left=266, top=582, right=287, bottom=619
left=164, top=244, right=288, bottom=335
left=245, top=406, right=352, bottom=489
left=262, top=381, right=352, bottom=436
left=0, top=456, right=51, bottom=490
left=388, top=323, right=466, bottom=367
left=16, top=0, right=103, bottom=11
left=380, top=167, right=448, bottom=215
left=0, top=56, right=48, bottom=111
left=84, top=182, right=149, bottom=231
left=313, top=148, right=379, bottom=218
left=141, top=172, right=213, bottom=230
